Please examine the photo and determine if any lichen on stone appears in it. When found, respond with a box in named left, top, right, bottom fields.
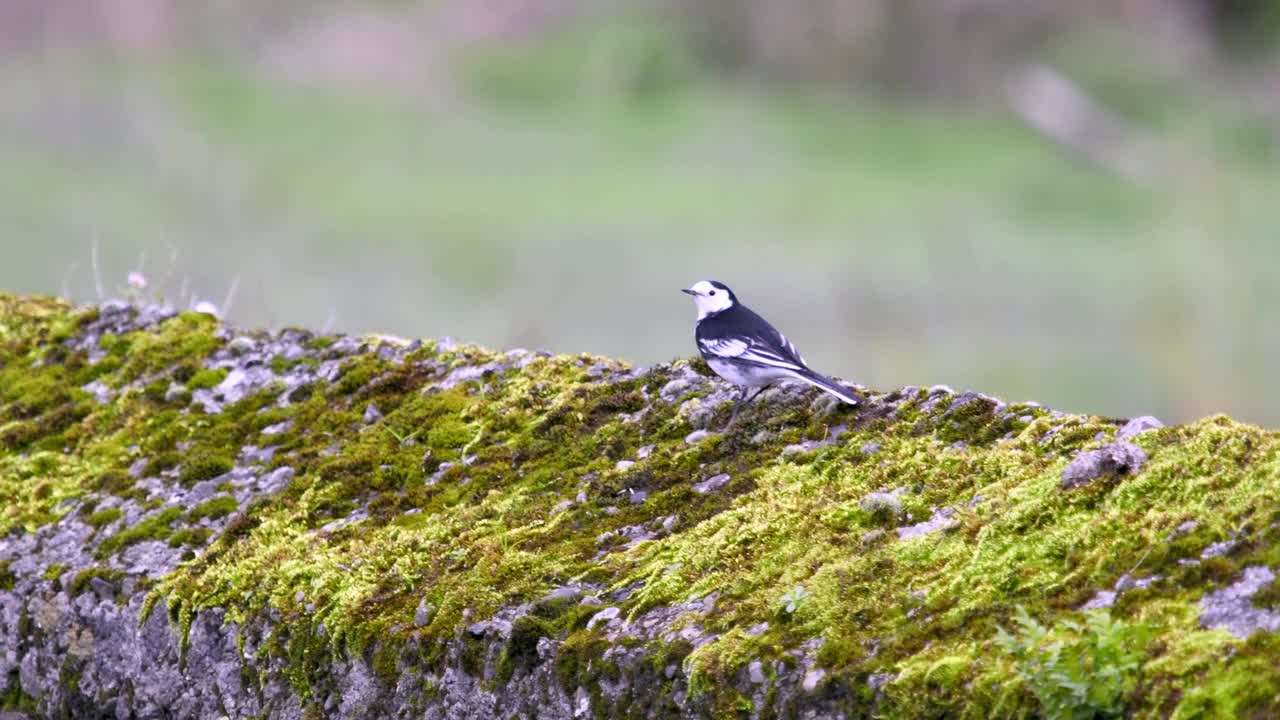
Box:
left=1, top=292, right=1280, bottom=718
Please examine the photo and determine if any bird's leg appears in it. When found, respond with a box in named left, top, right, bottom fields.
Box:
left=728, top=385, right=768, bottom=427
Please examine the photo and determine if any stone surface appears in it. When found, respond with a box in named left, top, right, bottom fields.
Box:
left=1, top=294, right=1278, bottom=720
left=1060, top=441, right=1147, bottom=489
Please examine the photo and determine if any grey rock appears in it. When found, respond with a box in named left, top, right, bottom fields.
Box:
left=587, top=607, right=620, bottom=631
left=868, top=673, right=895, bottom=692
left=81, top=380, right=113, bottom=405
left=227, top=336, right=257, bottom=354
left=540, top=587, right=582, bottom=607
left=859, top=491, right=903, bottom=517
left=1081, top=590, right=1117, bottom=610
left=748, top=661, right=766, bottom=684
left=415, top=601, right=436, bottom=628
left=684, top=429, right=712, bottom=444
left=802, top=669, right=825, bottom=693
left=1061, top=441, right=1147, bottom=489
left=659, top=378, right=691, bottom=402
left=1201, top=540, right=1236, bottom=559
left=615, top=460, right=635, bottom=472
left=240, top=444, right=278, bottom=465
left=1199, top=566, right=1280, bottom=638
left=860, top=441, right=882, bottom=456
left=692, top=474, right=730, bottom=494
left=1118, top=415, right=1164, bottom=440
left=896, top=507, right=957, bottom=540
left=362, top=403, right=383, bottom=425
left=780, top=444, right=807, bottom=457
left=260, top=420, right=293, bottom=436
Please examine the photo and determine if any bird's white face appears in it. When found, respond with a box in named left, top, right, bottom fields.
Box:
left=683, top=280, right=734, bottom=320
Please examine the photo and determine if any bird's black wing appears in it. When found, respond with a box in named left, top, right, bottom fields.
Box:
left=697, top=305, right=810, bottom=372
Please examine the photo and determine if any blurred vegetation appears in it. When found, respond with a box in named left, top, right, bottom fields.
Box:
left=0, top=0, right=1278, bottom=424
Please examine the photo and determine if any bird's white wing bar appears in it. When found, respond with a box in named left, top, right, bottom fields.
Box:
left=735, top=338, right=808, bottom=371
left=698, top=337, right=749, bottom=358
left=778, top=333, right=807, bottom=366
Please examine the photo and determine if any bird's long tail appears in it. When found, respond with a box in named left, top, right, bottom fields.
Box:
left=790, top=369, right=861, bottom=405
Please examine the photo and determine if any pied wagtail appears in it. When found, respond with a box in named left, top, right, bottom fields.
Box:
left=682, top=280, right=860, bottom=411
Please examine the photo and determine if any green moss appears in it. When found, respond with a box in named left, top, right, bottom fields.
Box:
left=0, top=559, right=14, bottom=590
left=143, top=451, right=182, bottom=477
left=178, top=451, right=234, bottom=486
left=85, top=507, right=124, bottom=530
left=425, top=418, right=475, bottom=451
left=43, top=563, right=66, bottom=584
left=168, top=527, right=214, bottom=548
left=187, top=368, right=228, bottom=391
left=188, top=496, right=239, bottom=522
left=96, top=507, right=184, bottom=558
left=0, top=678, right=38, bottom=713
left=4, top=293, right=1280, bottom=717
left=93, top=470, right=135, bottom=495
left=68, top=566, right=126, bottom=596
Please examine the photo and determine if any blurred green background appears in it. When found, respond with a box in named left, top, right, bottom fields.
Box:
left=1, top=1, right=1278, bottom=424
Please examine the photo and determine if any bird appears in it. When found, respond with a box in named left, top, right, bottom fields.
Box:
left=682, top=280, right=860, bottom=412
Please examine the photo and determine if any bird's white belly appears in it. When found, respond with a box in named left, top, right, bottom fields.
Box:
left=707, top=358, right=795, bottom=387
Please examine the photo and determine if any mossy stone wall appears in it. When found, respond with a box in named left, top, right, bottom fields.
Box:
left=1, top=293, right=1279, bottom=718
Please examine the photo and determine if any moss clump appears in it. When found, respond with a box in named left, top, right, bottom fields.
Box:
left=188, top=496, right=238, bottom=523
left=0, top=559, right=15, bottom=591
left=68, top=566, right=126, bottom=596
left=43, top=563, right=66, bottom=584
left=178, top=451, right=234, bottom=487
left=168, top=527, right=214, bottom=548
left=187, top=368, right=228, bottom=391
left=425, top=418, right=475, bottom=451
left=96, top=507, right=184, bottom=558
left=93, top=470, right=134, bottom=495
left=85, top=507, right=124, bottom=530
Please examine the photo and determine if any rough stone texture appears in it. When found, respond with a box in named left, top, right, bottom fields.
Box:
left=2, top=294, right=1280, bottom=719
left=1060, top=441, right=1148, bottom=489
left=1199, top=566, right=1280, bottom=639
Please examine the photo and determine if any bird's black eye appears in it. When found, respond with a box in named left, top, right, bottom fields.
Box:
left=709, top=290, right=716, bottom=296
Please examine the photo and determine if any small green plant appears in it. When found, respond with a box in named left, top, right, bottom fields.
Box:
left=995, top=606, right=1150, bottom=720
left=780, top=585, right=811, bottom=615
left=384, top=424, right=422, bottom=446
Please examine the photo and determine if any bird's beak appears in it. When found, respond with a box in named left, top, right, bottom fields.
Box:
left=681, top=288, right=697, bottom=296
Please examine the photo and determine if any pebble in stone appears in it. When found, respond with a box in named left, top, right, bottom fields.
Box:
left=261, top=420, right=294, bottom=436
left=748, top=661, right=767, bottom=684
left=1060, top=441, right=1147, bottom=489
left=615, top=460, right=635, bottom=472
left=362, top=403, right=383, bottom=425
left=587, top=606, right=620, bottom=631
left=896, top=507, right=957, bottom=540
left=414, top=601, right=435, bottom=628
left=803, top=669, right=826, bottom=693
left=1199, top=566, right=1280, bottom=638
left=684, top=429, right=712, bottom=444
left=1117, top=415, right=1164, bottom=440
left=693, top=474, right=730, bottom=494
left=660, top=378, right=691, bottom=402
left=868, top=673, right=895, bottom=692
